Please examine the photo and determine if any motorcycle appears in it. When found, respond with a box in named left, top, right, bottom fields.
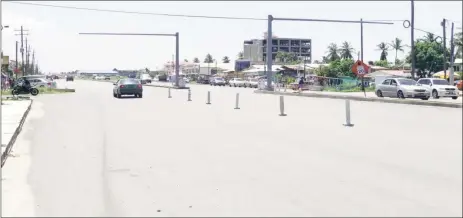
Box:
left=11, top=84, right=39, bottom=96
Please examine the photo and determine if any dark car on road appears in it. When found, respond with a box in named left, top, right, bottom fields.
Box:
left=104, top=76, right=111, bottom=80
left=66, top=76, right=74, bottom=81
left=113, top=78, right=143, bottom=98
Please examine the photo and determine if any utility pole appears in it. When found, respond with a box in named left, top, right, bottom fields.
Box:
left=15, top=41, right=18, bottom=79
left=442, top=18, right=447, bottom=79
left=31, top=50, right=35, bottom=75
left=14, top=26, right=29, bottom=76
left=449, top=22, right=455, bottom=85
left=411, top=0, right=416, bottom=79
left=25, top=39, right=30, bottom=75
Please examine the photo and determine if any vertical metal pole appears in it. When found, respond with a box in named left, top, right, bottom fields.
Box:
left=20, top=26, right=25, bottom=76
left=411, top=0, right=416, bottom=79
left=168, top=87, right=172, bottom=98
left=234, top=93, right=240, bottom=109
left=442, top=19, right=447, bottom=80
left=343, top=99, right=354, bottom=127
left=175, top=32, right=180, bottom=87
left=360, top=18, right=366, bottom=96
left=206, top=91, right=211, bottom=104
left=360, top=19, right=364, bottom=62
left=266, top=15, right=273, bottom=91
left=187, top=88, right=191, bottom=101
left=279, top=95, right=287, bottom=116
left=449, top=22, right=455, bottom=85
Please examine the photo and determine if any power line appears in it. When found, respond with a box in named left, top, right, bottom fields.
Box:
left=4, top=1, right=267, bottom=21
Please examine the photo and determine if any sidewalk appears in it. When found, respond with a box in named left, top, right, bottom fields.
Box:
left=1, top=100, right=33, bottom=166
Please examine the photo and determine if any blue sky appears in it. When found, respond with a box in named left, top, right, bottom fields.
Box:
left=2, top=1, right=462, bottom=73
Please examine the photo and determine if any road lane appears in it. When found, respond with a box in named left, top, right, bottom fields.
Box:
left=2, top=80, right=462, bottom=217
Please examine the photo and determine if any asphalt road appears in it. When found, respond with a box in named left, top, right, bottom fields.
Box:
left=2, top=79, right=462, bottom=217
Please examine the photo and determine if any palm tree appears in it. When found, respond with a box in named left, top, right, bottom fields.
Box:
left=321, top=56, right=328, bottom=64
left=376, top=42, right=389, bottom=61
left=204, top=54, right=214, bottom=63
left=222, top=56, right=230, bottom=63
left=339, top=41, right=355, bottom=59
left=326, top=43, right=340, bottom=62
left=193, top=57, right=200, bottom=63
left=422, top=33, right=440, bottom=43
left=389, top=37, right=405, bottom=65
left=237, top=51, right=244, bottom=59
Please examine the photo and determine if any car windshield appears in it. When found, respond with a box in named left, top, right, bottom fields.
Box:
left=121, top=79, right=140, bottom=84
left=250, top=79, right=258, bottom=82
left=235, top=78, right=243, bottom=81
left=215, top=78, right=224, bottom=81
left=433, top=79, right=449, bottom=85
left=397, top=79, right=416, bottom=86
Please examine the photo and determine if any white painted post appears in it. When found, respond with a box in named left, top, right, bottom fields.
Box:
left=279, top=96, right=287, bottom=116
left=343, top=99, right=354, bottom=127
left=234, top=93, right=240, bottom=109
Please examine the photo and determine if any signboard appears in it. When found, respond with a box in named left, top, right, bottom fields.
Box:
left=1, top=55, right=9, bottom=65
left=351, top=60, right=370, bottom=77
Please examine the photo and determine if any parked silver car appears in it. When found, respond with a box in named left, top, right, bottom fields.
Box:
left=375, top=78, right=430, bottom=100
left=229, top=78, right=246, bottom=87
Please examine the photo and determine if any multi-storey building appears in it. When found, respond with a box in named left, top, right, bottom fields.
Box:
left=243, top=38, right=312, bottom=64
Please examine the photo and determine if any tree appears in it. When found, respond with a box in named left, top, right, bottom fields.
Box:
left=184, top=59, right=188, bottom=62
left=377, top=42, right=389, bottom=61
left=406, top=36, right=450, bottom=77
left=454, top=32, right=462, bottom=59
left=204, top=54, right=214, bottom=63
left=326, top=43, right=340, bottom=62
left=193, top=57, right=200, bottom=63
left=422, top=33, right=440, bottom=43
left=222, top=56, right=230, bottom=63
left=145, top=68, right=150, bottom=73
left=113, top=68, right=118, bottom=72
left=339, top=41, right=355, bottom=59
left=389, top=37, right=405, bottom=65
left=237, top=51, right=244, bottom=59
left=374, top=60, right=389, bottom=67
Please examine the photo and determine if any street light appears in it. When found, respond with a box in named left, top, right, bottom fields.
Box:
left=1, top=25, right=9, bottom=30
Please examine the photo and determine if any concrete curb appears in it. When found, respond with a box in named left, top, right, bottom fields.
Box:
left=54, top=88, right=76, bottom=92
left=82, top=79, right=190, bottom=89
left=1, top=99, right=33, bottom=168
left=254, top=90, right=462, bottom=109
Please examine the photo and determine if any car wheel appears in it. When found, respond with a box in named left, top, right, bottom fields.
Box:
left=117, top=94, right=121, bottom=98
left=432, top=90, right=439, bottom=99
left=113, top=93, right=117, bottom=98
left=138, top=93, right=143, bottom=98
left=376, top=90, right=383, bottom=97
left=421, top=97, right=430, bottom=100
left=452, top=96, right=458, bottom=100
left=397, top=91, right=405, bottom=99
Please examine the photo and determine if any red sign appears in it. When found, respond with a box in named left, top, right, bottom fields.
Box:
left=351, top=60, right=370, bottom=77
left=14, top=68, right=20, bottom=74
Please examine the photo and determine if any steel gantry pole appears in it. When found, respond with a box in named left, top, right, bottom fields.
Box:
left=79, top=32, right=181, bottom=87
left=265, top=15, right=393, bottom=91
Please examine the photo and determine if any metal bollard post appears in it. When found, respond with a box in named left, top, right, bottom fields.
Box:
left=206, top=91, right=211, bottom=104
left=168, top=88, right=172, bottom=98
left=284, top=84, right=287, bottom=92
left=187, top=89, right=192, bottom=101
left=343, top=99, right=354, bottom=127
left=279, top=96, right=287, bottom=116
left=234, top=93, right=240, bottom=109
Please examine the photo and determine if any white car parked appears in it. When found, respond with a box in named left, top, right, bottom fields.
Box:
left=228, top=78, right=246, bottom=87
left=244, top=78, right=259, bottom=88
left=29, top=78, right=57, bottom=88
left=416, top=78, right=459, bottom=100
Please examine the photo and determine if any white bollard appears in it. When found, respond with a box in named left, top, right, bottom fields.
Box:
left=343, top=99, right=354, bottom=127
left=279, top=96, right=287, bottom=116
left=234, top=93, right=240, bottom=110
left=206, top=91, right=211, bottom=104
left=168, top=88, right=172, bottom=98
left=187, top=89, right=192, bottom=101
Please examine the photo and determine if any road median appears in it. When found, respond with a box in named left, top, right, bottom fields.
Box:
left=254, top=90, right=462, bottom=108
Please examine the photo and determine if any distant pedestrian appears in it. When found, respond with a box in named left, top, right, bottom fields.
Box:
left=298, top=76, right=305, bottom=93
